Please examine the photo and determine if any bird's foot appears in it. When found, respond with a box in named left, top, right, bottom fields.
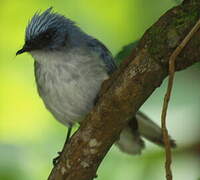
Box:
left=53, top=151, right=61, bottom=166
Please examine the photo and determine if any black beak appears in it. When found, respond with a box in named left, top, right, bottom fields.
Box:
left=16, top=45, right=30, bottom=56
left=16, top=48, right=26, bottom=55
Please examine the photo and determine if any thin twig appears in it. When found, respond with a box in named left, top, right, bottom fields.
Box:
left=161, top=18, right=200, bottom=180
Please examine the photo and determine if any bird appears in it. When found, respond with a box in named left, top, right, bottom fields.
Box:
left=16, top=8, right=176, bottom=158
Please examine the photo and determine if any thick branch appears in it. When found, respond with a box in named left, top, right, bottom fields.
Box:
left=48, top=1, right=200, bottom=180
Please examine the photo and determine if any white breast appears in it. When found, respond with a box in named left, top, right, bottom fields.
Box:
left=33, top=49, right=109, bottom=126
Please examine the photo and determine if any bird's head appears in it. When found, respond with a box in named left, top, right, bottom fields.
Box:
left=16, top=7, right=81, bottom=56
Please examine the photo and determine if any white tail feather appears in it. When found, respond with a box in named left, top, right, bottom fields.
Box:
left=116, top=111, right=176, bottom=155
left=116, top=126, right=145, bottom=155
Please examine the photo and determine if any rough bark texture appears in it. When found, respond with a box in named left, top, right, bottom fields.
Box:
left=48, top=1, right=200, bottom=180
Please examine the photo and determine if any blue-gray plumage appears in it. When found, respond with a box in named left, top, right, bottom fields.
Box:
left=17, top=8, right=176, bottom=155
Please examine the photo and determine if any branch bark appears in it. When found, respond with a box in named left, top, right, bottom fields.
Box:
left=48, top=1, right=200, bottom=180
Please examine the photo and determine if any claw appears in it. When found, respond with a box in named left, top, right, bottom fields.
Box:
left=53, top=152, right=61, bottom=166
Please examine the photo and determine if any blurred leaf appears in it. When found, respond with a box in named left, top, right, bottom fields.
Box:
left=115, top=41, right=138, bottom=65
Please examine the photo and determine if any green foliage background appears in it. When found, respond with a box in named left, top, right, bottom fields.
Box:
left=0, top=0, right=200, bottom=179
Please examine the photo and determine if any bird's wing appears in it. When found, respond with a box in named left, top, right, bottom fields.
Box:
left=87, top=38, right=118, bottom=75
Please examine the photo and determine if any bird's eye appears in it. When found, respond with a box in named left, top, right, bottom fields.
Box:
left=44, top=33, right=51, bottom=40
left=38, top=28, right=56, bottom=42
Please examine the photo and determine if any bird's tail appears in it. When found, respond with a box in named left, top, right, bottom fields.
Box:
left=116, top=111, right=176, bottom=155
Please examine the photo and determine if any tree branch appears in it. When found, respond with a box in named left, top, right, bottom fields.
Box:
left=48, top=1, right=200, bottom=180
